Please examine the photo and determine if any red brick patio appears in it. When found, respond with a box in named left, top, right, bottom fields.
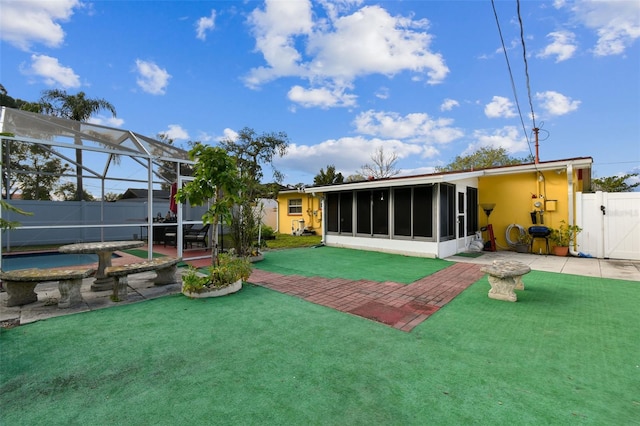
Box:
left=248, top=262, right=485, bottom=332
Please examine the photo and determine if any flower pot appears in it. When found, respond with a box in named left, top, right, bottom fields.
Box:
left=553, top=246, right=569, bottom=256
left=182, top=279, right=242, bottom=298
left=515, top=243, right=529, bottom=253
left=249, top=253, right=264, bottom=263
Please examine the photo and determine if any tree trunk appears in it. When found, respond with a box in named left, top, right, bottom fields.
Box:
left=211, top=217, right=219, bottom=266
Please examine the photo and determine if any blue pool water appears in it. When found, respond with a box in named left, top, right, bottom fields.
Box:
left=1, top=252, right=118, bottom=271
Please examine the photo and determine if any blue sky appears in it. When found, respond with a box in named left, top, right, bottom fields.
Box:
left=1, top=0, right=639, bottom=192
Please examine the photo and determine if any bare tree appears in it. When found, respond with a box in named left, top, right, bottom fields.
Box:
left=359, top=147, right=400, bottom=179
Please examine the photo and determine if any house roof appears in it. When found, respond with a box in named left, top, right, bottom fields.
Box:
left=308, top=157, right=593, bottom=193
left=119, top=188, right=171, bottom=201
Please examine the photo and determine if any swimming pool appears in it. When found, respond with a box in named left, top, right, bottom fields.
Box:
left=1, top=252, right=119, bottom=271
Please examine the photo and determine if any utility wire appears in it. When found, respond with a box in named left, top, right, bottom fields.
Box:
left=490, top=0, right=534, bottom=161
left=517, top=0, right=537, bottom=130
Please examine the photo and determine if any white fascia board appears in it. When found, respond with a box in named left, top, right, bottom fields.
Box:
left=482, top=159, right=592, bottom=176
left=310, top=171, right=484, bottom=193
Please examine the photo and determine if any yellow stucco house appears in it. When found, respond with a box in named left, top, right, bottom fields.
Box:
left=278, top=157, right=593, bottom=258
left=276, top=188, right=324, bottom=236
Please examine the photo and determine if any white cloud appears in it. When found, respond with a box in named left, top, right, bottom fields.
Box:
left=535, top=90, right=580, bottom=116
left=135, top=59, right=171, bottom=95
left=317, top=0, right=364, bottom=22
left=440, top=98, right=459, bottom=111
left=287, top=85, right=357, bottom=108
left=22, top=54, right=81, bottom=88
left=245, top=0, right=314, bottom=87
left=306, top=6, right=448, bottom=84
left=353, top=110, right=463, bottom=145
left=88, top=115, right=124, bottom=128
left=216, top=128, right=239, bottom=142
left=275, top=135, right=423, bottom=179
left=466, top=126, right=529, bottom=155
left=194, top=131, right=214, bottom=143
left=537, top=31, right=577, bottom=62
left=245, top=2, right=449, bottom=107
left=162, top=124, right=189, bottom=141
left=0, top=0, right=79, bottom=50
left=195, top=9, right=216, bottom=41
left=375, top=87, right=390, bottom=100
left=567, top=1, right=640, bottom=56
left=484, top=96, right=516, bottom=119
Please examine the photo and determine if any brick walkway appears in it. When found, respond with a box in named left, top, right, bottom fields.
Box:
left=248, top=262, right=485, bottom=332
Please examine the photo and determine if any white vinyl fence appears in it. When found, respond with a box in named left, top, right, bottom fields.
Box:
left=576, top=191, right=640, bottom=260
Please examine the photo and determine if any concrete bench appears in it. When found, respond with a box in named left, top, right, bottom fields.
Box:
left=0, top=268, right=94, bottom=308
left=480, top=260, right=531, bottom=302
left=104, top=257, right=181, bottom=301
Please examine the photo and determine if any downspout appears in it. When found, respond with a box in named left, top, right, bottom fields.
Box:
left=567, top=164, right=579, bottom=256
left=0, top=108, right=4, bottom=265
left=320, top=195, right=326, bottom=245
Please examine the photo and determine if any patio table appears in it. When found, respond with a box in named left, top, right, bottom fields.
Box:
left=58, top=241, right=144, bottom=291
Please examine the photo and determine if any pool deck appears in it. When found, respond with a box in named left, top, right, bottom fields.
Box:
left=1, top=248, right=639, bottom=329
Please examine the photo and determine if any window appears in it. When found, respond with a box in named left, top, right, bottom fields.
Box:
left=413, top=185, right=433, bottom=238
left=327, top=193, right=339, bottom=232
left=393, top=187, right=412, bottom=236
left=339, top=192, right=353, bottom=233
left=439, top=183, right=456, bottom=241
left=288, top=198, right=302, bottom=215
left=466, top=187, right=478, bottom=236
left=372, top=189, right=389, bottom=235
left=327, top=186, right=434, bottom=240
left=458, top=192, right=465, bottom=238
left=326, top=192, right=353, bottom=234
left=356, top=191, right=371, bottom=234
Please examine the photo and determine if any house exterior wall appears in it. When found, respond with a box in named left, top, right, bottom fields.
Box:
left=326, top=234, right=439, bottom=258
left=258, top=199, right=278, bottom=231
left=277, top=192, right=323, bottom=235
left=477, top=168, right=582, bottom=252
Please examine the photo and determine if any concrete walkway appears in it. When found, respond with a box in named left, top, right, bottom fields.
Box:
left=2, top=251, right=638, bottom=330
left=445, top=251, right=640, bottom=281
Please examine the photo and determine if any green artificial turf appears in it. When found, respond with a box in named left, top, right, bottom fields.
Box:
left=256, top=246, right=451, bottom=284
left=124, top=249, right=188, bottom=267
left=455, top=251, right=484, bottom=258
left=123, top=249, right=167, bottom=258
left=1, top=269, right=638, bottom=425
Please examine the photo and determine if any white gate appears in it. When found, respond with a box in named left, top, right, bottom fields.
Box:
left=576, top=191, right=640, bottom=260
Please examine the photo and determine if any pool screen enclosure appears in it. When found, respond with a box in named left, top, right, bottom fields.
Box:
left=0, top=107, right=206, bottom=263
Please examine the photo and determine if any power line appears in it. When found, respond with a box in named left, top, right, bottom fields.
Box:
left=517, top=0, right=537, bottom=130
left=490, top=0, right=535, bottom=162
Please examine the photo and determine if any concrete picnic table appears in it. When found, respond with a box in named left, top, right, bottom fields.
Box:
left=58, top=241, right=144, bottom=291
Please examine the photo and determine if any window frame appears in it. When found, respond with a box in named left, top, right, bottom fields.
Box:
left=288, top=198, right=303, bottom=215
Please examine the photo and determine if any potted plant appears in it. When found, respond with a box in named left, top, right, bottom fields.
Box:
left=515, top=233, right=531, bottom=253
left=175, top=144, right=252, bottom=297
left=181, top=253, right=251, bottom=298
left=549, top=220, right=582, bottom=256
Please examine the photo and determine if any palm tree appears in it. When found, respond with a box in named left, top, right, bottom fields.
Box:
left=40, top=90, right=117, bottom=201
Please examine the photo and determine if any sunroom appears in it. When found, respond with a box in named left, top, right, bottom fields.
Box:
left=311, top=171, right=482, bottom=259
